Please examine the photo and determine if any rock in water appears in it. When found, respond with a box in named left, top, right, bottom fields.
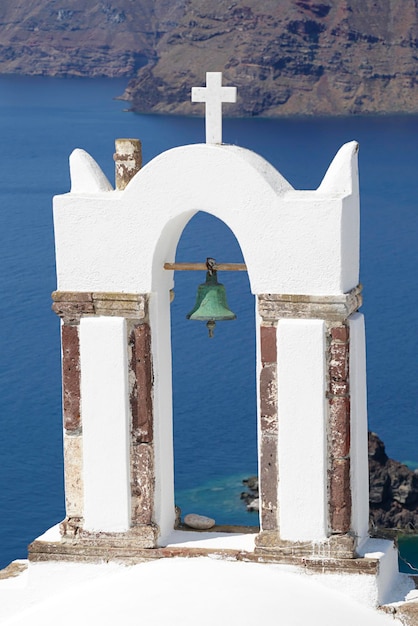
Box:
left=243, top=476, right=258, bottom=491
left=184, top=514, right=216, bottom=530
left=246, top=497, right=259, bottom=512
left=241, top=476, right=259, bottom=512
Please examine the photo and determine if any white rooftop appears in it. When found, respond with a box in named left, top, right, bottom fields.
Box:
left=0, top=556, right=409, bottom=626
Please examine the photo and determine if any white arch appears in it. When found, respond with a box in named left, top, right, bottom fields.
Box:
left=55, top=141, right=359, bottom=296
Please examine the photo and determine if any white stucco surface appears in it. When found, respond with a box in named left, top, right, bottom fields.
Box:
left=80, top=316, right=131, bottom=531
left=164, top=529, right=257, bottom=550
left=358, top=539, right=413, bottom=605
left=149, top=290, right=176, bottom=540
left=69, top=148, right=113, bottom=193
left=0, top=557, right=407, bottom=626
left=54, top=141, right=360, bottom=295
left=277, top=319, right=327, bottom=541
left=349, top=313, right=370, bottom=547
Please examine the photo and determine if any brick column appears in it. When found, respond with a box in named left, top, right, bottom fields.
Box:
left=255, top=286, right=362, bottom=558
left=259, top=325, right=279, bottom=533
left=52, top=291, right=155, bottom=542
left=52, top=294, right=94, bottom=537
left=327, top=323, right=351, bottom=534
left=61, top=323, right=83, bottom=536
left=61, top=325, right=81, bottom=432
left=128, top=322, right=155, bottom=526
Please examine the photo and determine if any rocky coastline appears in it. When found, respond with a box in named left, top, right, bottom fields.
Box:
left=241, top=432, right=418, bottom=532
left=2, top=2, right=418, bottom=117
left=369, top=432, right=418, bottom=532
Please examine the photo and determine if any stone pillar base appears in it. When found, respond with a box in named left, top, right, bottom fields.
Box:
left=76, top=524, right=159, bottom=549
left=255, top=531, right=357, bottom=559
left=59, top=516, right=84, bottom=538
left=30, top=521, right=160, bottom=562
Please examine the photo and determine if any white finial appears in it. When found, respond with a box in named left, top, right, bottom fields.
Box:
left=69, top=149, right=113, bottom=193
left=191, top=72, right=237, bottom=144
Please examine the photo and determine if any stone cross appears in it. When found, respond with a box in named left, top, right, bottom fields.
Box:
left=191, top=72, right=237, bottom=144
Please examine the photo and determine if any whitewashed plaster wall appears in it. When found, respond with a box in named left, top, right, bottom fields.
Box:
left=80, top=316, right=131, bottom=531
left=54, top=141, right=360, bottom=297
left=149, top=289, right=175, bottom=539
left=349, top=313, right=370, bottom=547
left=277, top=319, right=328, bottom=541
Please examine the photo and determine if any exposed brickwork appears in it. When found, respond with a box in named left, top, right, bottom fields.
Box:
left=131, top=442, right=154, bottom=525
left=329, top=459, right=352, bottom=533
left=61, top=324, right=81, bottom=431
left=259, top=323, right=279, bottom=533
left=127, top=321, right=155, bottom=527
left=260, top=325, right=277, bottom=364
left=329, top=397, right=350, bottom=457
left=129, top=324, right=153, bottom=443
left=330, top=325, right=349, bottom=343
left=327, top=322, right=352, bottom=534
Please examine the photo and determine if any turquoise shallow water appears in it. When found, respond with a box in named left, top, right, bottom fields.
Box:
left=398, top=536, right=418, bottom=574
left=0, top=76, right=418, bottom=572
left=176, top=473, right=259, bottom=527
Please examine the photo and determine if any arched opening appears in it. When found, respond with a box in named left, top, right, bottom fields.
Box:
left=170, top=212, right=259, bottom=529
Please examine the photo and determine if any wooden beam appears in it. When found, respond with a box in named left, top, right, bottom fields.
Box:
left=164, top=262, right=247, bottom=271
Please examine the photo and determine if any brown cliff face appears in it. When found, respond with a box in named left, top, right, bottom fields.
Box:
left=0, top=1, right=168, bottom=77
left=125, top=0, right=418, bottom=116
left=369, top=432, right=418, bottom=532
left=1, top=1, right=418, bottom=116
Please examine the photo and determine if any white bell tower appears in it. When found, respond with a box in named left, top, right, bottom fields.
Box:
left=29, top=72, right=404, bottom=609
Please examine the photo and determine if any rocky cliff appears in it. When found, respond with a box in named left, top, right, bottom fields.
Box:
left=242, top=432, right=418, bottom=531
left=124, top=0, right=418, bottom=117
left=369, top=431, right=418, bottom=532
left=1, top=1, right=418, bottom=116
left=0, top=1, right=163, bottom=77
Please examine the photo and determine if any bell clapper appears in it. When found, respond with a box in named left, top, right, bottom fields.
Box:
left=206, top=320, right=216, bottom=338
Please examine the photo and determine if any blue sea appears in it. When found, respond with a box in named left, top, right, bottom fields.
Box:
left=0, top=76, right=418, bottom=572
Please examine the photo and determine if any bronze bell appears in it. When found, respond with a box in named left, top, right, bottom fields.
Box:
left=186, top=258, right=236, bottom=337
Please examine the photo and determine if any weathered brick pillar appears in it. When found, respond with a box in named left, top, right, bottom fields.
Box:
left=259, top=324, right=279, bottom=534
left=255, top=286, right=362, bottom=557
left=52, top=293, right=95, bottom=537
left=327, top=323, right=351, bottom=535
left=128, top=321, right=155, bottom=526
left=52, top=291, right=155, bottom=542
